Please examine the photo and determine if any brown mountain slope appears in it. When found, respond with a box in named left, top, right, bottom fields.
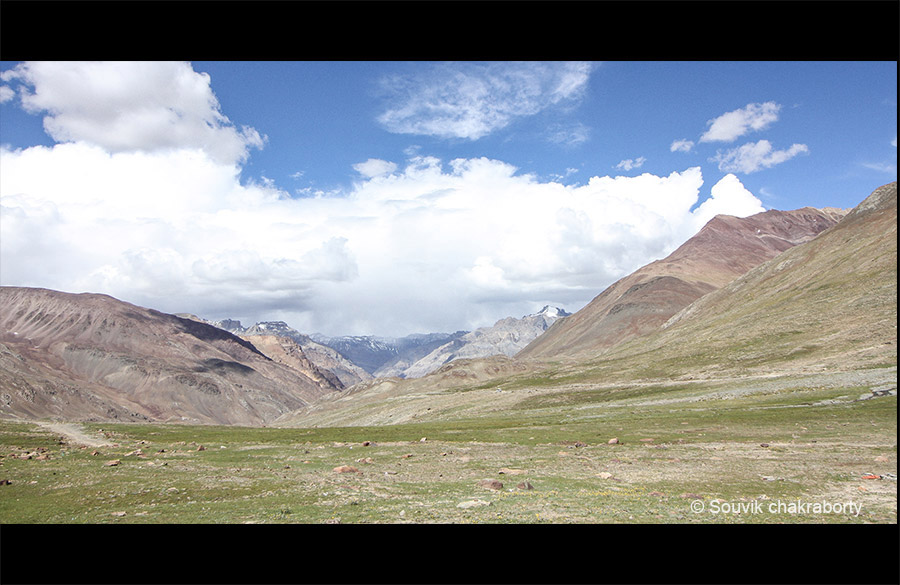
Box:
left=0, top=287, right=341, bottom=425
left=615, top=181, right=896, bottom=376
left=518, top=207, right=846, bottom=361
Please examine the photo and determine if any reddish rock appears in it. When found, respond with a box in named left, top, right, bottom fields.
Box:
left=333, top=465, right=359, bottom=474
left=478, top=479, right=503, bottom=491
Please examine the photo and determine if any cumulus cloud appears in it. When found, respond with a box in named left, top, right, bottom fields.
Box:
left=615, top=157, right=646, bottom=171
left=1, top=62, right=770, bottom=337
left=2, top=143, right=767, bottom=337
left=376, top=62, right=592, bottom=140
left=700, top=101, right=782, bottom=143
left=711, top=140, right=809, bottom=174
left=353, top=158, right=398, bottom=178
left=670, top=139, right=694, bottom=153
left=0, top=61, right=265, bottom=165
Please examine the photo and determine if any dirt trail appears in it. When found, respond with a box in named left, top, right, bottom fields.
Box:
left=36, top=421, right=115, bottom=447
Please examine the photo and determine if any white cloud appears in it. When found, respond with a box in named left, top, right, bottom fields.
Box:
left=376, top=62, right=592, bottom=140
left=670, top=139, right=694, bottom=153
left=615, top=157, right=646, bottom=171
left=861, top=161, right=897, bottom=174
left=711, top=140, right=809, bottom=174
left=1, top=142, right=767, bottom=336
left=0, top=85, right=14, bottom=103
left=700, top=101, right=782, bottom=143
left=1, top=61, right=265, bottom=165
left=1, top=62, right=770, bottom=337
left=690, top=173, right=768, bottom=227
left=546, top=122, right=590, bottom=146
left=891, top=136, right=897, bottom=147
left=352, top=158, right=398, bottom=178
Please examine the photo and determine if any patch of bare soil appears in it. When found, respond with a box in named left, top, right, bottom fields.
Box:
left=36, top=421, right=115, bottom=448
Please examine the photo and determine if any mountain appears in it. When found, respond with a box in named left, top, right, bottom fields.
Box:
left=518, top=206, right=846, bottom=361
left=625, top=181, right=896, bottom=376
left=211, top=320, right=372, bottom=388
left=0, top=287, right=342, bottom=425
left=310, top=331, right=469, bottom=377
left=283, top=182, right=895, bottom=428
left=399, top=306, right=571, bottom=378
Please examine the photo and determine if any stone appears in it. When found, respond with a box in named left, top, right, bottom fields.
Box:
left=608, top=438, right=619, bottom=445
left=105, top=460, right=120, bottom=466
left=457, top=499, right=492, bottom=509
left=196, top=445, right=206, bottom=451
left=516, top=481, right=534, bottom=490
left=597, top=472, right=614, bottom=479
left=760, top=443, right=770, bottom=448
left=333, top=465, right=359, bottom=474
left=498, top=468, right=525, bottom=475
left=478, top=479, right=503, bottom=491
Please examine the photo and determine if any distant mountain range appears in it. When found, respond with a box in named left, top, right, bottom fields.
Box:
left=309, top=331, right=468, bottom=378
left=207, top=320, right=373, bottom=388
left=212, top=306, right=569, bottom=380
left=398, top=306, right=570, bottom=378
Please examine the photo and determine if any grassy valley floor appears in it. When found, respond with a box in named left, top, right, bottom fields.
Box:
left=0, top=367, right=895, bottom=524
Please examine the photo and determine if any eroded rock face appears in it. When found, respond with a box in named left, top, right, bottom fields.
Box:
left=213, top=320, right=373, bottom=388
left=0, top=287, right=340, bottom=425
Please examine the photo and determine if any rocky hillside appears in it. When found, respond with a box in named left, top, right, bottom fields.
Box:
left=212, top=320, right=372, bottom=388
left=0, top=288, right=343, bottom=425
left=518, top=206, right=846, bottom=361
left=399, top=306, right=570, bottom=378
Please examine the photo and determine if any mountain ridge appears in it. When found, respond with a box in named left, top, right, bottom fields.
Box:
left=518, top=206, right=847, bottom=361
left=0, top=287, right=341, bottom=425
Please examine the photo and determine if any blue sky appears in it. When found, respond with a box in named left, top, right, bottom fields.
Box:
left=0, top=61, right=896, bottom=337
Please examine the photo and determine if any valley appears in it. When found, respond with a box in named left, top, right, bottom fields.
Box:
left=0, top=182, right=896, bottom=525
